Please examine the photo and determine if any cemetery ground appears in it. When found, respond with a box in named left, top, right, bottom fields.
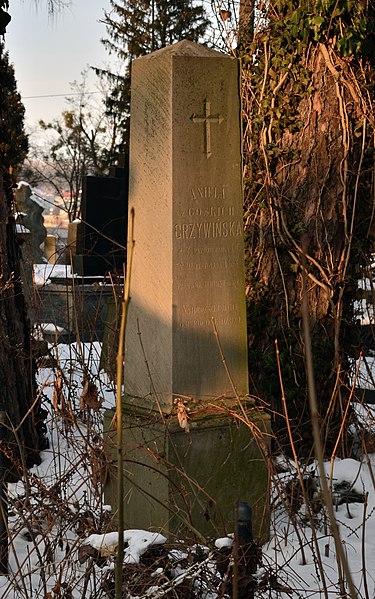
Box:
left=1, top=317, right=375, bottom=598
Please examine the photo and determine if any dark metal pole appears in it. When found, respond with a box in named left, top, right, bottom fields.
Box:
left=234, top=501, right=257, bottom=599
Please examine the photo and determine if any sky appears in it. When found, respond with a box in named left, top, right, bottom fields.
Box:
left=4, top=1, right=226, bottom=138
left=5, top=0, right=115, bottom=130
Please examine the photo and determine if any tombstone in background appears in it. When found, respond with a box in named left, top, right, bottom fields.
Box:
left=105, top=41, right=270, bottom=543
left=14, top=182, right=47, bottom=320
left=66, top=219, right=83, bottom=259
left=72, top=155, right=128, bottom=277
left=36, top=156, right=128, bottom=342
left=44, top=235, right=57, bottom=264
left=14, top=182, right=47, bottom=264
left=35, top=265, right=115, bottom=343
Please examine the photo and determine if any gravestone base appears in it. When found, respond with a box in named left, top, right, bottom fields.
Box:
left=104, top=399, right=270, bottom=544
left=72, top=255, right=125, bottom=278
left=36, top=278, right=116, bottom=342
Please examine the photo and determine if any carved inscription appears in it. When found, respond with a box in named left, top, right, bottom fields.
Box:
left=176, top=279, right=242, bottom=290
left=182, top=302, right=236, bottom=314
left=174, top=181, right=244, bottom=331
left=191, top=186, right=225, bottom=200
left=185, top=206, right=234, bottom=217
left=177, top=301, right=243, bottom=329
left=180, top=188, right=234, bottom=218
left=192, top=246, right=238, bottom=255
left=175, top=259, right=235, bottom=269
left=175, top=220, right=242, bottom=239
left=178, top=316, right=241, bottom=329
left=175, top=186, right=242, bottom=238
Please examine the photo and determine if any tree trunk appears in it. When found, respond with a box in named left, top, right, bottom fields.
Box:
left=0, top=174, right=45, bottom=481
left=243, top=33, right=374, bottom=457
left=238, top=0, right=255, bottom=50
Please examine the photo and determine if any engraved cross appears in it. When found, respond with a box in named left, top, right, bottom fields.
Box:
left=190, top=97, right=224, bottom=158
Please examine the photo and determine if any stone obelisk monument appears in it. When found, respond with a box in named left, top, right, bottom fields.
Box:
left=105, top=41, right=270, bottom=543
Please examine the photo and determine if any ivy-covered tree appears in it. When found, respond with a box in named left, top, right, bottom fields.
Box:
left=241, top=0, right=375, bottom=457
left=0, top=33, right=46, bottom=480
left=95, top=0, right=208, bottom=148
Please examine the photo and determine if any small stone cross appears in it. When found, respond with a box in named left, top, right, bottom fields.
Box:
left=191, top=97, right=224, bottom=158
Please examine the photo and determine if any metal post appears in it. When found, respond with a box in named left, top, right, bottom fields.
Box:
left=234, top=501, right=257, bottom=599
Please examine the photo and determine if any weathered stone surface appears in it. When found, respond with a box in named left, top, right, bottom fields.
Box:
left=67, top=220, right=83, bottom=258
left=105, top=400, right=270, bottom=543
left=36, top=278, right=115, bottom=342
left=124, top=40, right=248, bottom=412
left=104, top=41, right=270, bottom=543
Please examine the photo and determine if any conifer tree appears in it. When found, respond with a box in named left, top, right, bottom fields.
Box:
left=0, top=35, right=46, bottom=478
left=0, top=41, right=28, bottom=168
left=96, top=0, right=208, bottom=148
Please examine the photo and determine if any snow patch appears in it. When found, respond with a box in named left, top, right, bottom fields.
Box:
left=214, top=537, right=233, bottom=550
left=84, top=530, right=167, bottom=564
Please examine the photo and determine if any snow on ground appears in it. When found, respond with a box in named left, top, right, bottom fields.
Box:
left=0, top=341, right=374, bottom=597
left=40, top=341, right=116, bottom=410
left=355, top=355, right=375, bottom=390
left=265, top=454, right=375, bottom=597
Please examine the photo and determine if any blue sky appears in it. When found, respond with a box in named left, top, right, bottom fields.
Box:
left=6, top=0, right=114, bottom=128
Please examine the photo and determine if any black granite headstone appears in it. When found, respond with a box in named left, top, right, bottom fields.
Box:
left=73, top=158, right=128, bottom=277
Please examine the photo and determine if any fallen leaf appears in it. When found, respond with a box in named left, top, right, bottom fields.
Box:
left=220, top=9, right=231, bottom=21
left=53, top=375, right=64, bottom=413
left=80, top=380, right=103, bottom=412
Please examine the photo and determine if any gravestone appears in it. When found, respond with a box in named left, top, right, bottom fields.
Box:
left=66, top=220, right=83, bottom=258
left=72, top=155, right=128, bottom=277
left=124, top=41, right=248, bottom=409
left=44, top=235, right=57, bottom=264
left=14, top=182, right=47, bottom=319
left=14, top=182, right=46, bottom=264
left=37, top=159, right=128, bottom=345
left=35, top=266, right=115, bottom=343
left=106, top=40, right=270, bottom=543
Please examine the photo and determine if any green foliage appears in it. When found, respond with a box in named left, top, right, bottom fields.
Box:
left=267, top=0, right=375, bottom=58
left=243, top=0, right=375, bottom=234
left=0, top=40, right=28, bottom=170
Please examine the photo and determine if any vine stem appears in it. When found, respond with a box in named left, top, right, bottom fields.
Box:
left=115, top=208, right=135, bottom=599
left=329, top=354, right=362, bottom=487
left=301, top=236, right=358, bottom=599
